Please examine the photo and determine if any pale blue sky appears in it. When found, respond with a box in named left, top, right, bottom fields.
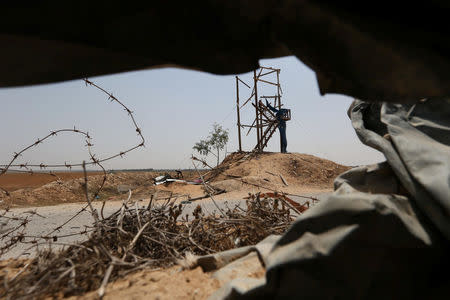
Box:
left=0, top=56, right=384, bottom=170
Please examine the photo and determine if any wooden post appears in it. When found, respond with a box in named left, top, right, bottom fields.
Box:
left=254, top=69, right=260, bottom=151
left=277, top=70, right=282, bottom=153
left=236, top=76, right=242, bottom=152
left=259, top=102, right=263, bottom=150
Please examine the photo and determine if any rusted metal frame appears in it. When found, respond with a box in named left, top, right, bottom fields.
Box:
left=259, top=105, right=264, bottom=149
left=254, top=66, right=264, bottom=150
left=277, top=70, right=283, bottom=95
left=243, top=123, right=265, bottom=128
left=259, top=115, right=272, bottom=125
left=260, top=66, right=281, bottom=71
left=254, top=119, right=278, bottom=151
left=276, top=75, right=281, bottom=99
left=256, top=78, right=279, bottom=87
left=252, top=101, right=269, bottom=150
left=260, top=97, right=278, bottom=119
left=253, top=123, right=270, bottom=151
left=245, top=118, right=257, bottom=136
left=277, top=70, right=282, bottom=152
left=255, top=102, right=276, bottom=151
left=240, top=70, right=262, bottom=108
left=254, top=69, right=261, bottom=151
left=252, top=111, right=271, bottom=128
left=253, top=104, right=275, bottom=127
left=260, top=96, right=281, bottom=118
left=236, top=76, right=242, bottom=152
left=259, top=115, right=273, bottom=127
left=259, top=107, right=263, bottom=151
left=260, top=123, right=278, bottom=150
left=257, top=68, right=265, bottom=150
left=259, top=108, right=276, bottom=128
left=240, top=91, right=255, bottom=109
left=237, top=67, right=283, bottom=152
left=248, top=68, right=265, bottom=151
left=259, top=122, right=272, bottom=127
left=259, top=69, right=278, bottom=77
left=256, top=105, right=272, bottom=117
left=255, top=67, right=264, bottom=79
left=237, top=77, right=251, bottom=89
left=258, top=101, right=276, bottom=119
left=262, top=127, right=277, bottom=148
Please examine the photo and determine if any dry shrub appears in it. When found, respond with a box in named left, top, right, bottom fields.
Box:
left=1, top=194, right=294, bottom=299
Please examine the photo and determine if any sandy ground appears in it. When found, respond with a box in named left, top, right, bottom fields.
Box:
left=0, top=152, right=346, bottom=208
left=0, top=153, right=343, bottom=299
left=0, top=172, right=104, bottom=191
left=69, top=266, right=222, bottom=300
left=0, top=260, right=253, bottom=300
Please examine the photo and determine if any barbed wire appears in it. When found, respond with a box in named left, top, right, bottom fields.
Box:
left=0, top=77, right=322, bottom=299
left=0, top=78, right=146, bottom=259
left=0, top=78, right=145, bottom=195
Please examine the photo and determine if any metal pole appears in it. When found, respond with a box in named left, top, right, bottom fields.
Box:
left=254, top=69, right=260, bottom=151
left=260, top=101, right=263, bottom=150
left=277, top=70, right=282, bottom=153
left=236, top=76, right=242, bottom=152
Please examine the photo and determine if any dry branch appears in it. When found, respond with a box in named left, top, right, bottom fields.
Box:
left=1, top=194, right=294, bottom=299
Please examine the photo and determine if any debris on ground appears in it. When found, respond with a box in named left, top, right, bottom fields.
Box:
left=153, top=174, right=204, bottom=186
left=153, top=174, right=187, bottom=186
left=0, top=193, right=297, bottom=299
left=245, top=192, right=311, bottom=213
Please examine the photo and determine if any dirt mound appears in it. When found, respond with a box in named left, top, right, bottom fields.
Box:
left=207, top=152, right=350, bottom=193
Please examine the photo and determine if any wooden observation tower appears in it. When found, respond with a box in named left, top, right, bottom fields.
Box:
left=235, top=66, right=290, bottom=152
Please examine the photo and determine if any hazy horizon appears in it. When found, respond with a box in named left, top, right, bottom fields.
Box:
left=0, top=56, right=384, bottom=171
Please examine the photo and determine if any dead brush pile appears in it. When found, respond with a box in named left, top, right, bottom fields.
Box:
left=1, top=194, right=295, bottom=299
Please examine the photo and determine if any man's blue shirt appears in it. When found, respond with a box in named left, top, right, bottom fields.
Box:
left=266, top=102, right=286, bottom=128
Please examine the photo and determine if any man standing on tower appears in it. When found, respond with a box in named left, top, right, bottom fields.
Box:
left=265, top=100, right=289, bottom=153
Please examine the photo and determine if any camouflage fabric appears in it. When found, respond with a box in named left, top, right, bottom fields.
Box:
left=209, top=99, right=450, bottom=299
